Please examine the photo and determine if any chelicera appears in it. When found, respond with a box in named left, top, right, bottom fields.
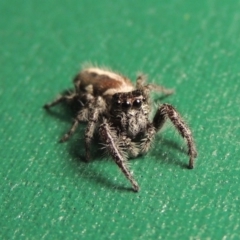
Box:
left=44, top=67, right=197, bottom=192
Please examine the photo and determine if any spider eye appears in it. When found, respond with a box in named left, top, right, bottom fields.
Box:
left=114, top=100, right=121, bottom=107
left=122, top=101, right=131, bottom=109
left=133, top=99, right=142, bottom=108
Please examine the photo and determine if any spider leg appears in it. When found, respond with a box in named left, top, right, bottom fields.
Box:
left=85, top=96, right=106, bottom=161
left=43, top=91, right=85, bottom=142
left=140, top=124, right=156, bottom=155
left=43, top=92, right=77, bottom=109
left=59, top=94, right=94, bottom=142
left=135, top=74, right=174, bottom=95
left=59, top=111, right=86, bottom=142
left=136, top=73, right=147, bottom=89
left=153, top=103, right=197, bottom=169
left=148, top=84, right=174, bottom=95
left=119, top=135, right=140, bottom=158
left=60, top=94, right=94, bottom=142
left=99, top=120, right=139, bottom=192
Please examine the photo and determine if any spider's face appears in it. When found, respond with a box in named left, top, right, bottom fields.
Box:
left=110, top=90, right=147, bottom=114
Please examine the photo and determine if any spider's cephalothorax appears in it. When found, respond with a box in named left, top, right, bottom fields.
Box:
left=44, top=67, right=197, bottom=192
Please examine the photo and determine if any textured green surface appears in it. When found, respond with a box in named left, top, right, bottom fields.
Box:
left=1, top=0, right=240, bottom=239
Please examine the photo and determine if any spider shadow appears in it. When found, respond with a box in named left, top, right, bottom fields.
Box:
left=43, top=102, right=134, bottom=192
left=67, top=137, right=134, bottom=192
left=151, top=135, right=190, bottom=169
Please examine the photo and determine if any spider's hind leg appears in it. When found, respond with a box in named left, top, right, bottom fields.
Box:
left=153, top=103, right=197, bottom=168
left=43, top=90, right=78, bottom=109
left=135, top=74, right=174, bottom=95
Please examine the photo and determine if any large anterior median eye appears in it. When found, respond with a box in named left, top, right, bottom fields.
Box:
left=122, top=101, right=131, bottom=109
left=133, top=99, right=142, bottom=108
left=113, top=100, right=121, bottom=108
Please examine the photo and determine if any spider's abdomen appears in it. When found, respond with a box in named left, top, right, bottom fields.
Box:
left=74, top=67, right=134, bottom=97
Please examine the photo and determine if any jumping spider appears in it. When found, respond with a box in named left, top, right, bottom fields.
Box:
left=44, top=67, right=197, bottom=192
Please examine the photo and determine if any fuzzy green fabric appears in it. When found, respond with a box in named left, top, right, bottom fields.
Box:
left=1, top=0, right=239, bottom=239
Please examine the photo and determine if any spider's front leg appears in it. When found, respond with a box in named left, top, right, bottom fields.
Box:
left=99, top=120, right=139, bottom=192
left=84, top=96, right=106, bottom=161
left=153, top=104, right=197, bottom=168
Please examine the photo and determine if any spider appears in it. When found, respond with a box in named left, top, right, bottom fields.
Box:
left=44, top=67, right=197, bottom=192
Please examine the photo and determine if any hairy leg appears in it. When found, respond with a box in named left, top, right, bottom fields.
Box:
left=60, top=108, right=88, bottom=142
left=43, top=92, right=77, bottom=109
left=119, top=135, right=140, bottom=158
left=85, top=96, right=106, bottom=161
left=153, top=103, right=197, bottom=168
left=136, top=74, right=174, bottom=95
left=99, top=120, right=139, bottom=192
left=140, top=124, right=156, bottom=155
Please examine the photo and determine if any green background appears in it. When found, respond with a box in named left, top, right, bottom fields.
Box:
left=1, top=0, right=239, bottom=239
